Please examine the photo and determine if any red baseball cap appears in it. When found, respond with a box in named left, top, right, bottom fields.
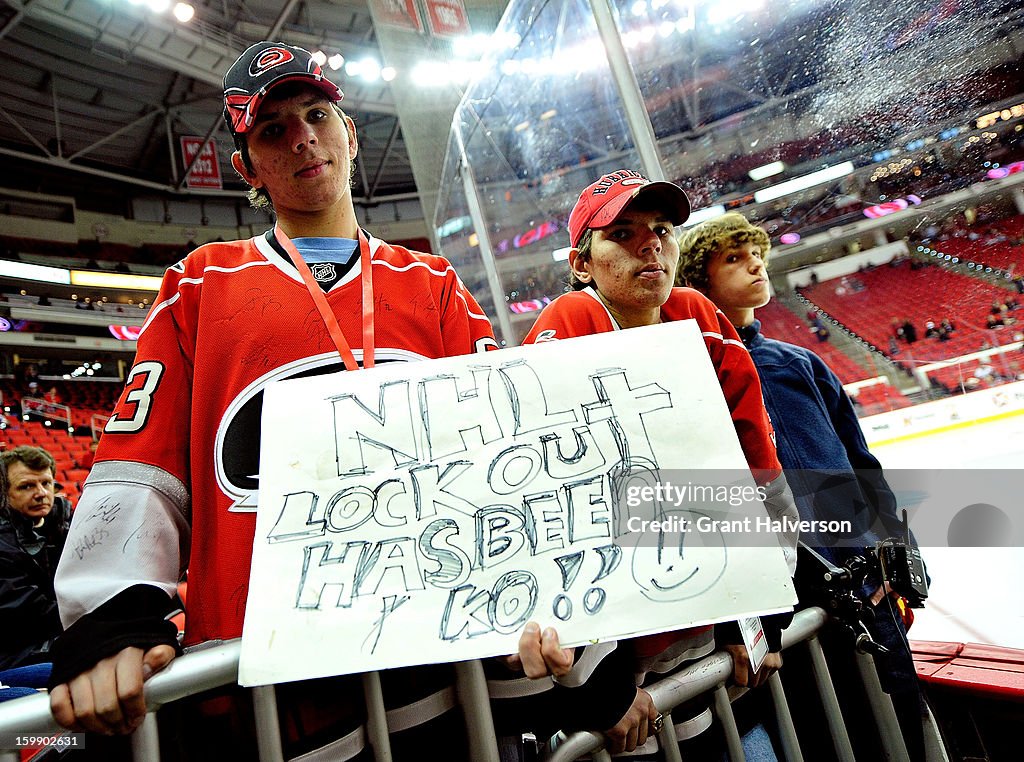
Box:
left=223, top=41, right=344, bottom=137
left=567, top=170, right=691, bottom=247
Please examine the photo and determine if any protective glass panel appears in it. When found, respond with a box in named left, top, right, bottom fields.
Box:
left=437, top=0, right=1024, bottom=412
left=436, top=0, right=644, bottom=344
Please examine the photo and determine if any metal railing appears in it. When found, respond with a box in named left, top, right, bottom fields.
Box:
left=18, top=397, right=71, bottom=430
left=89, top=413, right=111, bottom=441
left=0, top=608, right=946, bottom=762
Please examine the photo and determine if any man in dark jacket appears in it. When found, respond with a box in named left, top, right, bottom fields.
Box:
left=0, top=445, right=70, bottom=669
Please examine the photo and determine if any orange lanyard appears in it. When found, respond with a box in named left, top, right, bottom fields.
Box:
left=273, top=226, right=375, bottom=371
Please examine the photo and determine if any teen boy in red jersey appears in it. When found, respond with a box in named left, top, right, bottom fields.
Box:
left=506, top=171, right=797, bottom=756
left=49, top=41, right=495, bottom=755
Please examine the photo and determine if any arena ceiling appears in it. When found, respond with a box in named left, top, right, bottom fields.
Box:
left=0, top=0, right=1022, bottom=222
left=0, top=0, right=419, bottom=208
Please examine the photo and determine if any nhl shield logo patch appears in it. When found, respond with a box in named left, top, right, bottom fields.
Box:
left=310, top=262, right=336, bottom=281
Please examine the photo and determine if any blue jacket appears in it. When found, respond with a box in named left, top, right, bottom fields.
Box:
left=736, top=320, right=903, bottom=549
left=738, top=320, right=919, bottom=693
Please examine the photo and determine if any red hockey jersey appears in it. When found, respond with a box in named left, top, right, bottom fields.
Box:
left=523, top=286, right=782, bottom=478
left=56, top=232, right=495, bottom=646
left=521, top=286, right=788, bottom=700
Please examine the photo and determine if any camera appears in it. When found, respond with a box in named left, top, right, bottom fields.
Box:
left=795, top=510, right=928, bottom=654
left=876, top=533, right=928, bottom=608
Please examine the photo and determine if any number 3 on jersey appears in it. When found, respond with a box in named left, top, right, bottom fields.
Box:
left=105, top=361, right=165, bottom=434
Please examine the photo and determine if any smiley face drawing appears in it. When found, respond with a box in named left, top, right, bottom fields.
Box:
left=630, top=510, right=727, bottom=602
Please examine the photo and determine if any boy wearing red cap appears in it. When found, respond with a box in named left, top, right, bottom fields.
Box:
left=49, top=41, right=495, bottom=754
left=510, top=171, right=798, bottom=756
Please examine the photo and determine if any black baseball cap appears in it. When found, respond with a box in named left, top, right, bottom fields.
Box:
left=223, top=41, right=344, bottom=137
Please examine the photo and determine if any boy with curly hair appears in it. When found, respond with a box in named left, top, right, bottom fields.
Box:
left=678, top=211, right=927, bottom=761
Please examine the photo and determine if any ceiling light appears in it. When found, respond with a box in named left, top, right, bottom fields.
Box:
left=683, top=204, right=726, bottom=227
left=749, top=160, right=786, bottom=180
left=0, top=260, right=71, bottom=284
left=172, top=2, right=194, bottom=22
left=453, top=34, right=490, bottom=58
left=754, top=161, right=855, bottom=203
left=147, top=0, right=170, bottom=12
left=70, top=271, right=162, bottom=290
left=381, top=66, right=397, bottom=82
left=358, top=59, right=381, bottom=82
left=328, top=54, right=344, bottom=71
left=411, top=61, right=451, bottom=86
left=312, top=50, right=327, bottom=66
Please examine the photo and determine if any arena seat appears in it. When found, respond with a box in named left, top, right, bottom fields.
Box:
left=756, top=300, right=878, bottom=384
left=930, top=214, right=1024, bottom=273
left=798, top=260, right=1018, bottom=364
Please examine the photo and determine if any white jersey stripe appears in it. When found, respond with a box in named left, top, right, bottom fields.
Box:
left=140, top=292, right=181, bottom=336
left=141, top=260, right=276, bottom=338
left=373, top=259, right=490, bottom=320
left=453, top=289, right=492, bottom=321
left=702, top=330, right=747, bottom=350
left=372, top=259, right=456, bottom=279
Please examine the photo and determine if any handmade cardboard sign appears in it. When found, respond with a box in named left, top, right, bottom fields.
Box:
left=239, top=320, right=795, bottom=686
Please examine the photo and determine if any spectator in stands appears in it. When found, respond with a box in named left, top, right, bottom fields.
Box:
left=924, top=320, right=939, bottom=338
left=678, top=211, right=929, bottom=762
left=76, top=441, right=97, bottom=471
left=900, top=318, right=918, bottom=343
left=43, top=386, right=60, bottom=406
left=940, top=317, right=956, bottom=334
left=511, top=172, right=798, bottom=757
left=0, top=446, right=69, bottom=671
left=974, top=358, right=995, bottom=382
left=19, top=363, right=40, bottom=393
left=48, top=41, right=496, bottom=757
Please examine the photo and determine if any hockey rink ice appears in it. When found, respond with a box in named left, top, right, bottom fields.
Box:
left=868, top=404, right=1024, bottom=650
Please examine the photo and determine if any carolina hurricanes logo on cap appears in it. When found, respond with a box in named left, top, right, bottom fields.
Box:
left=591, top=169, right=647, bottom=195
left=225, top=91, right=260, bottom=133
left=249, top=47, right=295, bottom=78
